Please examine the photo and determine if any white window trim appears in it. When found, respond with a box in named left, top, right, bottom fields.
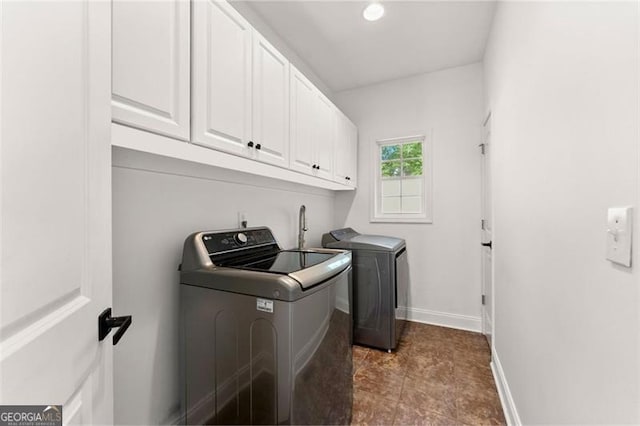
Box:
left=370, top=132, right=433, bottom=224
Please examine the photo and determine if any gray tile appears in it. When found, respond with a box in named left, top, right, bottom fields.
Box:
left=351, top=321, right=506, bottom=426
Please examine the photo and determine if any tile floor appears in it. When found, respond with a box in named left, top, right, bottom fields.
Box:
left=351, top=321, right=506, bottom=425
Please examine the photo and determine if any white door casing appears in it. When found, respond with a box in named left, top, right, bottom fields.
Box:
left=0, top=1, right=113, bottom=423
left=192, top=0, right=253, bottom=156
left=480, top=114, right=493, bottom=348
left=112, top=0, right=191, bottom=141
left=252, top=31, right=289, bottom=168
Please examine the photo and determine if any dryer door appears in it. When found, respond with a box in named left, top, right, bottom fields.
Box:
left=351, top=251, right=393, bottom=350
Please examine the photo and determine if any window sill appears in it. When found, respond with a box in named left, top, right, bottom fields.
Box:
left=370, top=216, right=433, bottom=224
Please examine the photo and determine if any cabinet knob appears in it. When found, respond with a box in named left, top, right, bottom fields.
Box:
left=247, top=141, right=254, bottom=148
left=255, top=143, right=261, bottom=150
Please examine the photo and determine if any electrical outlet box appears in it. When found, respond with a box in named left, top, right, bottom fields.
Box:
left=606, top=207, right=632, bottom=267
left=238, top=211, right=247, bottom=229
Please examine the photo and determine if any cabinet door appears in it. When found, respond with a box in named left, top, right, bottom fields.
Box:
left=346, top=119, right=358, bottom=187
left=334, top=111, right=358, bottom=187
left=193, top=0, right=252, bottom=156
left=112, top=0, right=190, bottom=140
left=333, top=111, right=350, bottom=183
left=313, top=93, right=335, bottom=180
left=289, top=66, right=316, bottom=174
left=252, top=32, right=289, bottom=168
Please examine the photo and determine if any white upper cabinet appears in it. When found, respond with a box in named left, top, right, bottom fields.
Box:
left=112, top=0, right=190, bottom=140
left=289, top=66, right=317, bottom=174
left=313, top=93, right=335, bottom=180
left=112, top=0, right=357, bottom=190
left=334, top=111, right=358, bottom=187
left=252, top=32, right=290, bottom=168
left=192, top=0, right=253, bottom=156
left=290, top=66, right=336, bottom=180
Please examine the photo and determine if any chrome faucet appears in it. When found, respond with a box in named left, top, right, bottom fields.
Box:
left=298, top=205, right=308, bottom=249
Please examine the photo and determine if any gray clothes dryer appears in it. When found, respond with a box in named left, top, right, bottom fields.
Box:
left=322, top=228, right=408, bottom=352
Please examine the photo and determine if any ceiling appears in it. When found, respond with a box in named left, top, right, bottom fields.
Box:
left=241, top=1, right=497, bottom=92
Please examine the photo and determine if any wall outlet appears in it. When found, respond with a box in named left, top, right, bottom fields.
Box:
left=606, top=206, right=632, bottom=267
left=238, top=211, right=247, bottom=229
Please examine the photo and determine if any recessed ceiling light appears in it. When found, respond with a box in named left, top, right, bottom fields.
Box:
left=363, top=3, right=384, bottom=21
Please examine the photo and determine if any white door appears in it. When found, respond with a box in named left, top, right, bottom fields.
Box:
left=1, top=1, right=115, bottom=423
left=112, top=0, right=190, bottom=141
left=252, top=32, right=289, bottom=168
left=313, top=93, right=335, bottom=180
left=192, top=0, right=253, bottom=156
left=480, top=115, right=493, bottom=348
left=289, top=66, right=316, bottom=175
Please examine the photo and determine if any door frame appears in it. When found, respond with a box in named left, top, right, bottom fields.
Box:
left=480, top=111, right=494, bottom=348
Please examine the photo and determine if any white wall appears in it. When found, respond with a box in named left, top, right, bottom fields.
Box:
left=111, top=149, right=336, bottom=424
left=334, top=63, right=484, bottom=330
left=484, top=2, right=639, bottom=424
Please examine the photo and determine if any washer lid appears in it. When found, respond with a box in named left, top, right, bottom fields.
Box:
left=323, top=229, right=405, bottom=252
left=222, top=250, right=337, bottom=274
left=180, top=249, right=351, bottom=301
left=180, top=227, right=352, bottom=300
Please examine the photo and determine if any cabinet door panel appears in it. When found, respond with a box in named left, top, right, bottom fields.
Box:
left=289, top=68, right=315, bottom=174
left=253, top=33, right=289, bottom=167
left=347, top=119, right=358, bottom=187
left=333, top=111, right=350, bottom=183
left=314, top=94, right=335, bottom=180
left=193, top=0, right=252, bottom=156
left=112, top=0, right=190, bottom=140
left=333, top=111, right=357, bottom=187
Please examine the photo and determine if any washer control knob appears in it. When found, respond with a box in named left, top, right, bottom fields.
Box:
left=235, top=232, right=248, bottom=245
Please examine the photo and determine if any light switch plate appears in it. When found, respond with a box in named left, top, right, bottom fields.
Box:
left=606, top=206, right=632, bottom=267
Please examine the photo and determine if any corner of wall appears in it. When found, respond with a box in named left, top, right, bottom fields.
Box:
left=491, top=348, right=521, bottom=426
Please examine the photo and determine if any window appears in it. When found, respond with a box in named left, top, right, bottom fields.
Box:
left=372, top=134, right=432, bottom=223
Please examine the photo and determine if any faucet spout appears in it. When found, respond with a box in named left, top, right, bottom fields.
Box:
left=298, top=205, right=307, bottom=249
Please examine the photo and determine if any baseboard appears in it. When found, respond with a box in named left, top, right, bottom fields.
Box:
left=491, top=348, right=522, bottom=426
left=163, top=408, right=183, bottom=425
left=402, top=307, right=482, bottom=332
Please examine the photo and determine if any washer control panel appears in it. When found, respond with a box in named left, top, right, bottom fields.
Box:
left=202, top=227, right=277, bottom=254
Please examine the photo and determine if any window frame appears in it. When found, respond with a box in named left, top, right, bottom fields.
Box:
left=371, top=133, right=433, bottom=223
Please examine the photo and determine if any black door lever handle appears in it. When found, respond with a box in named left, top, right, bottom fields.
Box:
left=98, top=308, right=132, bottom=345
left=481, top=241, right=492, bottom=249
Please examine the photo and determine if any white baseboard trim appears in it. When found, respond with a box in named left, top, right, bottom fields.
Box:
left=401, top=307, right=482, bottom=333
left=163, top=408, right=183, bottom=425
left=491, top=348, right=522, bottom=426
